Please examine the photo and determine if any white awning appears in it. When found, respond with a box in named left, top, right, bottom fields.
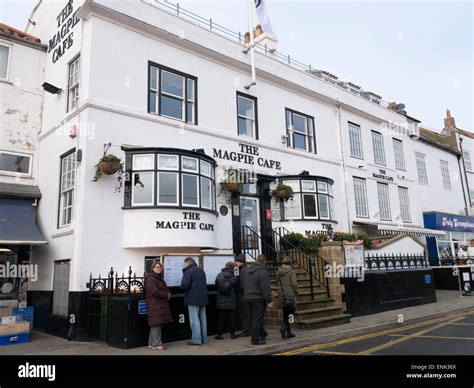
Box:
left=353, top=220, right=445, bottom=238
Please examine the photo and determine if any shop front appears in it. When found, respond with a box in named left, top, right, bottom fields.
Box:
left=424, top=211, right=474, bottom=266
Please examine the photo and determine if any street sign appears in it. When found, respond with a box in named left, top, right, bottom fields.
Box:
left=138, top=300, right=147, bottom=315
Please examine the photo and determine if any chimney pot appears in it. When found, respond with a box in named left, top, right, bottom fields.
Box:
left=444, top=109, right=456, bottom=129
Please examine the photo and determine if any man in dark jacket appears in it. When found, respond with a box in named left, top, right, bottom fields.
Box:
left=234, top=254, right=250, bottom=337
left=181, top=257, right=209, bottom=345
left=214, top=262, right=239, bottom=340
left=244, top=255, right=273, bottom=345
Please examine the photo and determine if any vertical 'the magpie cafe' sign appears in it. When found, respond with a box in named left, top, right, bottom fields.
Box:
left=48, top=0, right=80, bottom=63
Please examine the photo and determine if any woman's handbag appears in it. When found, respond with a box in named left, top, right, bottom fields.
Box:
left=278, top=277, right=295, bottom=309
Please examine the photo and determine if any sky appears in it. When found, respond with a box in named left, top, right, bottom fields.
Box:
left=1, top=0, right=472, bottom=131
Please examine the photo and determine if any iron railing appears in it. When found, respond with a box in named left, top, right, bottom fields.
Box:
left=146, top=0, right=393, bottom=110
left=272, top=227, right=330, bottom=299
left=364, top=253, right=429, bottom=270
left=236, top=225, right=278, bottom=274
left=86, top=267, right=145, bottom=340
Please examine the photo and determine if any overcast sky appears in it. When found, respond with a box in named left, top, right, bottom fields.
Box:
left=1, top=0, right=472, bottom=130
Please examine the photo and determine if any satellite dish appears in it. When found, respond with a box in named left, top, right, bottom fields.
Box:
left=396, top=103, right=406, bottom=111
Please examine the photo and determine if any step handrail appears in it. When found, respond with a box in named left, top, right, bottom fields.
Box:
left=236, top=225, right=279, bottom=273
left=272, top=227, right=330, bottom=298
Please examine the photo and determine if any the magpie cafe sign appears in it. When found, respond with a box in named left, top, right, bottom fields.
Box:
left=372, top=168, right=394, bottom=182
left=48, top=0, right=80, bottom=63
left=213, top=143, right=282, bottom=170
left=156, top=212, right=214, bottom=231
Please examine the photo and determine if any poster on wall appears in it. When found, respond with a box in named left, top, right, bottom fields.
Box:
left=203, top=255, right=235, bottom=285
left=344, top=241, right=364, bottom=267
left=163, top=255, right=199, bottom=287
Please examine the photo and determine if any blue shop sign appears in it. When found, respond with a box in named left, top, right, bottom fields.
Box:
left=424, top=212, right=474, bottom=233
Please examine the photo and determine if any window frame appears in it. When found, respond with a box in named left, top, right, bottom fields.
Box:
left=58, top=148, right=76, bottom=229
left=0, top=150, right=33, bottom=176
left=463, top=150, right=472, bottom=172
left=353, top=177, right=369, bottom=218
left=415, top=152, right=429, bottom=184
left=67, top=54, right=80, bottom=112
left=148, top=61, right=198, bottom=124
left=285, top=108, right=316, bottom=153
left=131, top=171, right=155, bottom=207
left=398, top=186, right=411, bottom=222
left=377, top=182, right=392, bottom=221
left=371, top=130, right=386, bottom=166
left=348, top=122, right=364, bottom=159
left=392, top=138, right=406, bottom=171
left=440, top=160, right=452, bottom=191
left=236, top=91, right=258, bottom=140
left=0, top=42, right=12, bottom=81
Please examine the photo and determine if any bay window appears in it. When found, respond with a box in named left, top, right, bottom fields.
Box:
left=125, top=149, right=216, bottom=212
left=282, top=177, right=334, bottom=221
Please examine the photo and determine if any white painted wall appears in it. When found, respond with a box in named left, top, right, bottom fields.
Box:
left=0, top=36, right=45, bottom=186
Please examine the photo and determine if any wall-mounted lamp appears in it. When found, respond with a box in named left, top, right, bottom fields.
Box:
left=358, top=165, right=364, bottom=169
left=42, top=82, right=62, bottom=94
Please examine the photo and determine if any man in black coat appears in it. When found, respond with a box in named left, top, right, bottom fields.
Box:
left=244, top=255, right=273, bottom=345
left=181, top=257, right=209, bottom=345
left=234, top=254, right=251, bottom=337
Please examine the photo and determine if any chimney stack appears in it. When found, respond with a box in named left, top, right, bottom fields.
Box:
left=444, top=109, right=456, bottom=129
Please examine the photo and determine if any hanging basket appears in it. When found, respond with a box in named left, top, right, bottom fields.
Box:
left=272, top=183, right=294, bottom=201
left=225, top=182, right=241, bottom=193
left=99, top=159, right=122, bottom=175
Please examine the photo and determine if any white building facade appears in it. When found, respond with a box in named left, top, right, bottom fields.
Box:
left=19, top=0, right=470, bottom=338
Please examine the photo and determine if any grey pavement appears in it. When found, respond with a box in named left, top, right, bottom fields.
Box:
left=0, top=290, right=473, bottom=356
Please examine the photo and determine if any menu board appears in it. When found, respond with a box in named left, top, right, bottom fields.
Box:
left=163, top=255, right=199, bottom=287
left=344, top=241, right=364, bottom=267
left=203, top=255, right=234, bottom=284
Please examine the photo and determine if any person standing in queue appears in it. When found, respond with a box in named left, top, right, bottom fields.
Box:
left=144, top=261, right=172, bottom=350
left=180, top=257, right=209, bottom=346
left=214, top=261, right=239, bottom=340
left=244, top=255, right=272, bottom=345
left=234, top=254, right=251, bottom=337
left=277, top=256, right=298, bottom=339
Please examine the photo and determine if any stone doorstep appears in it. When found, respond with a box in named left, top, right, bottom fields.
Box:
left=226, top=305, right=474, bottom=356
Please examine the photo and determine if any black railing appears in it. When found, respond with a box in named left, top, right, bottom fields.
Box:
left=86, top=267, right=145, bottom=340
left=272, top=227, right=330, bottom=299
left=236, top=225, right=278, bottom=274
left=364, top=253, right=429, bottom=270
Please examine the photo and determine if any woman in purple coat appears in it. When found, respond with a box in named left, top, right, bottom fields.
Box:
left=145, top=262, right=173, bottom=350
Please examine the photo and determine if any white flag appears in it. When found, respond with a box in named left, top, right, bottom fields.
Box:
left=254, top=0, right=274, bottom=35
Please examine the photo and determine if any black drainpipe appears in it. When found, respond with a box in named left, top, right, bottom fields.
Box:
left=459, top=136, right=472, bottom=209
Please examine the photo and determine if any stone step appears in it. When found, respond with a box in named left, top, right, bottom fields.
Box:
left=295, top=313, right=352, bottom=330
left=291, top=289, right=329, bottom=302
left=296, top=298, right=337, bottom=310
left=295, top=306, right=343, bottom=320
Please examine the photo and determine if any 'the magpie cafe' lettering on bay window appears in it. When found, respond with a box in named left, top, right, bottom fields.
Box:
left=213, top=143, right=282, bottom=170
left=155, top=212, right=214, bottom=231
left=48, top=0, right=80, bottom=63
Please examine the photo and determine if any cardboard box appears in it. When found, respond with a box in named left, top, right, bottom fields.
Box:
left=1, top=316, right=16, bottom=325
left=0, top=300, right=18, bottom=308
left=0, top=322, right=30, bottom=336
left=0, top=307, right=13, bottom=317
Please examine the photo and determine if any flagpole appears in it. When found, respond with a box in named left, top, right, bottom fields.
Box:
left=244, top=0, right=257, bottom=89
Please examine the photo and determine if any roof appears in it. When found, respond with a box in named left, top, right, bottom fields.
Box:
left=0, top=23, right=41, bottom=43
left=0, top=183, right=42, bottom=200
left=419, top=127, right=460, bottom=155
